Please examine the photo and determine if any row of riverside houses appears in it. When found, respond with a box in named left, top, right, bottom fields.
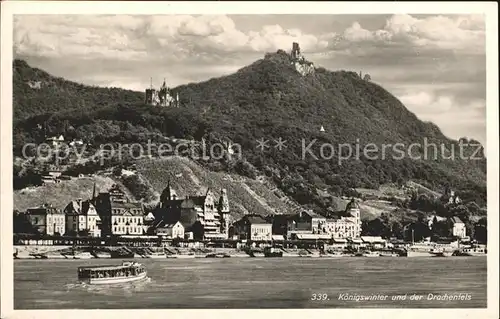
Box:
left=17, top=182, right=232, bottom=240
left=16, top=181, right=362, bottom=242
left=230, top=198, right=362, bottom=241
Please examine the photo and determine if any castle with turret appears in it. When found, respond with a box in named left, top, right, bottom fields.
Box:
left=145, top=78, right=180, bottom=107
left=290, top=42, right=315, bottom=76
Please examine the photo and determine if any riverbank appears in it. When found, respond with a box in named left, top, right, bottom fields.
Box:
left=13, top=245, right=330, bottom=259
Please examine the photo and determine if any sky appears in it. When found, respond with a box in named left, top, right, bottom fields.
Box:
left=13, top=14, right=486, bottom=145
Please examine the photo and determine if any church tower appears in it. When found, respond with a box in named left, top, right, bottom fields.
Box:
left=218, top=188, right=230, bottom=238
left=160, top=180, right=172, bottom=208
left=346, top=198, right=361, bottom=238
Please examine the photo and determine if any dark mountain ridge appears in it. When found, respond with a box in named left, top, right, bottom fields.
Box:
left=12, top=52, right=487, bottom=211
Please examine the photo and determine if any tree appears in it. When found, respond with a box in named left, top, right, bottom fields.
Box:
left=474, top=217, right=487, bottom=243
left=192, top=221, right=204, bottom=241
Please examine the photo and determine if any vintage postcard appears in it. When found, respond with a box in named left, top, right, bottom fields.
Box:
left=1, top=1, right=498, bottom=319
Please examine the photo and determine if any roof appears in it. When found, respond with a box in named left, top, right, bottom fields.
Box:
left=345, top=198, right=360, bottom=211
left=304, top=210, right=325, bottom=219
left=247, top=215, right=269, bottom=224
left=331, top=238, right=348, bottom=243
left=110, top=201, right=143, bottom=210
left=450, top=216, right=464, bottom=224
left=361, top=236, right=386, bottom=243
left=295, top=234, right=331, bottom=240
left=236, top=214, right=270, bottom=225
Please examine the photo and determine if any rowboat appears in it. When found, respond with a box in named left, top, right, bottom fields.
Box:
left=77, top=261, right=147, bottom=285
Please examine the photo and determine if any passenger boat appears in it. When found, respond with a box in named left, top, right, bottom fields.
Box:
left=264, top=247, right=283, bottom=257
left=77, top=261, right=147, bottom=285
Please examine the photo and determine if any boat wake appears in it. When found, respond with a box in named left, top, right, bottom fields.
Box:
left=65, top=276, right=152, bottom=295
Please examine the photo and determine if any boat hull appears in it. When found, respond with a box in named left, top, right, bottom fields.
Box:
left=81, top=272, right=147, bottom=285
left=95, top=254, right=111, bottom=259
left=174, top=255, right=196, bottom=259
left=145, top=254, right=166, bottom=259
left=406, top=251, right=433, bottom=257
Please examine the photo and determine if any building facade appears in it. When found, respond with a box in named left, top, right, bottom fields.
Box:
left=156, top=221, right=185, bottom=239
left=27, top=204, right=65, bottom=235
left=325, top=218, right=356, bottom=239
left=94, top=184, right=145, bottom=236
left=450, top=216, right=467, bottom=238
left=155, top=183, right=231, bottom=240
left=233, top=214, right=272, bottom=241
left=63, top=197, right=101, bottom=237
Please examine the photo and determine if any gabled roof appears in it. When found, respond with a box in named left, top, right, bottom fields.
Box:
left=237, top=214, right=270, bottom=225
left=450, top=216, right=464, bottom=224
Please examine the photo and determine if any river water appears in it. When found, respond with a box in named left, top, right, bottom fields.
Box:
left=14, top=257, right=486, bottom=309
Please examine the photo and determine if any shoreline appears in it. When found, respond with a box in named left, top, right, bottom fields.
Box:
left=13, top=245, right=487, bottom=260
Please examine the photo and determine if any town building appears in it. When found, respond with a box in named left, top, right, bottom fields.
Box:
left=233, top=214, right=272, bottom=241
left=360, top=236, right=387, bottom=249
left=154, top=182, right=231, bottom=240
left=63, top=190, right=101, bottom=237
left=442, top=188, right=461, bottom=205
left=325, top=217, right=356, bottom=239
left=287, top=210, right=327, bottom=235
left=449, top=216, right=467, bottom=238
left=426, top=214, right=447, bottom=228
left=27, top=204, right=65, bottom=235
left=155, top=220, right=185, bottom=239
left=45, top=135, right=65, bottom=147
left=94, top=184, right=145, bottom=236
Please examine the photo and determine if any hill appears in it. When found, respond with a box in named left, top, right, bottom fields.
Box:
left=13, top=175, right=124, bottom=212
left=12, top=51, right=487, bottom=214
left=13, top=156, right=302, bottom=221
left=13, top=59, right=143, bottom=122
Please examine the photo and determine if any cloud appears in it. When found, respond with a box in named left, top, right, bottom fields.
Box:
left=14, top=14, right=330, bottom=61
left=12, top=14, right=486, bottom=145
left=335, top=14, right=485, bottom=54
left=399, top=91, right=486, bottom=144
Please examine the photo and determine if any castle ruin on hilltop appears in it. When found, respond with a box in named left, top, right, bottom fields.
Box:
left=145, top=78, right=180, bottom=107
left=290, top=42, right=315, bottom=76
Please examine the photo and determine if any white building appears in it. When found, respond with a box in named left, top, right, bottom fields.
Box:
left=234, top=214, right=272, bottom=241
left=63, top=198, right=101, bottom=237
left=450, top=216, right=467, bottom=238
left=156, top=221, right=185, bottom=239
left=27, top=204, right=66, bottom=236
left=325, top=218, right=356, bottom=239
left=324, top=199, right=362, bottom=239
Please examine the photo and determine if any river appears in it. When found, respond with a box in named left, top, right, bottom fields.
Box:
left=14, top=257, right=486, bottom=309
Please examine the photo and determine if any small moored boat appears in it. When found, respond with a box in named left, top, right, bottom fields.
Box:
left=145, top=252, right=167, bottom=259
left=264, top=247, right=283, bottom=258
left=77, top=261, right=147, bottom=285
left=429, top=247, right=453, bottom=257
left=362, top=251, right=380, bottom=257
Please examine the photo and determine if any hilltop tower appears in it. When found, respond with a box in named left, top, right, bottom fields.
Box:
left=291, top=42, right=302, bottom=60
left=289, top=42, right=314, bottom=76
